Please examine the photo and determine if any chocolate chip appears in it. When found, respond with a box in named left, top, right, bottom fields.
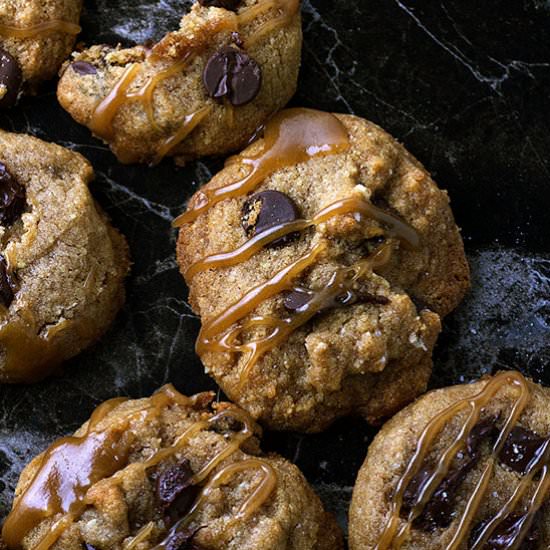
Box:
left=83, top=545, right=98, bottom=550
left=199, top=0, right=242, bottom=10
left=0, top=162, right=26, bottom=226
left=284, top=288, right=314, bottom=312
left=71, top=61, right=98, bottom=75
left=203, top=46, right=262, bottom=107
left=499, top=426, right=548, bottom=475
left=0, top=255, right=17, bottom=308
left=162, top=527, right=206, bottom=550
left=242, top=190, right=300, bottom=247
left=470, top=514, right=539, bottom=550
left=156, top=459, right=199, bottom=526
left=0, top=48, right=22, bottom=109
left=402, top=418, right=497, bottom=531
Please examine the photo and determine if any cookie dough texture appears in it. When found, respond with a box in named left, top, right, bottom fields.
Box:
left=57, top=0, right=302, bottom=165
left=9, top=390, right=343, bottom=550
left=348, top=375, right=550, bottom=549
left=0, top=131, right=129, bottom=383
left=0, top=0, right=82, bottom=88
left=177, top=113, right=470, bottom=432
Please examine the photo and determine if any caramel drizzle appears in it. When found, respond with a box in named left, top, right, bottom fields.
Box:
left=374, top=371, right=550, bottom=550
left=0, top=20, right=81, bottom=39
left=186, top=196, right=419, bottom=279
left=2, top=386, right=277, bottom=550
left=88, top=0, right=300, bottom=160
left=174, top=108, right=351, bottom=227
left=198, top=242, right=393, bottom=387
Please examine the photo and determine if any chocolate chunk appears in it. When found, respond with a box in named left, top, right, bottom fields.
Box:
left=470, top=514, right=539, bottom=550
left=163, top=527, right=206, bottom=550
left=284, top=288, right=314, bottom=312
left=203, top=46, right=262, bottom=106
left=402, top=418, right=497, bottom=531
left=0, top=255, right=17, bottom=308
left=242, top=190, right=300, bottom=246
left=0, top=48, right=22, bottom=109
left=0, top=162, right=26, bottom=226
left=199, top=0, right=242, bottom=10
left=83, top=545, right=98, bottom=550
left=71, top=61, right=98, bottom=75
left=156, top=459, right=199, bottom=526
left=499, top=426, right=548, bottom=475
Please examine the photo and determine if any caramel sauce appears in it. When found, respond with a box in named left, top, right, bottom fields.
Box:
left=174, top=108, right=351, bottom=226
left=2, top=397, right=131, bottom=549
left=374, top=371, right=548, bottom=550
left=151, top=106, right=213, bottom=165
left=88, top=0, right=300, bottom=160
left=197, top=242, right=395, bottom=387
left=2, top=385, right=277, bottom=550
left=0, top=319, right=73, bottom=383
left=185, top=196, right=418, bottom=279
left=0, top=20, right=81, bottom=39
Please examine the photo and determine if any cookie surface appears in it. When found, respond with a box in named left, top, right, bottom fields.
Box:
left=57, top=0, right=302, bottom=165
left=0, top=0, right=82, bottom=102
left=176, top=108, right=470, bottom=432
left=2, top=385, right=343, bottom=550
left=0, top=130, right=129, bottom=383
left=349, top=371, right=550, bottom=549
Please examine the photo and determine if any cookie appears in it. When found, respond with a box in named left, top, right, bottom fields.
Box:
left=0, top=130, right=129, bottom=383
left=57, top=0, right=302, bottom=165
left=176, top=108, right=470, bottom=432
left=349, top=371, right=550, bottom=549
left=0, top=0, right=82, bottom=105
left=2, top=385, right=343, bottom=550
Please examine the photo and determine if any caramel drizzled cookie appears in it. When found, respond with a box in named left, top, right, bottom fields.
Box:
left=176, top=108, right=470, bottom=432
left=349, top=371, right=550, bottom=550
left=0, top=0, right=82, bottom=105
left=2, top=385, right=343, bottom=550
left=57, top=0, right=302, bottom=165
left=0, top=131, right=128, bottom=383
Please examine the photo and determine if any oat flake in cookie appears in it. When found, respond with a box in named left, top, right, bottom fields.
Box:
left=0, top=0, right=82, bottom=102
left=57, top=0, right=302, bottom=165
left=0, top=131, right=129, bottom=383
left=176, top=108, right=470, bottom=432
left=2, top=385, right=343, bottom=550
left=349, top=371, right=550, bottom=549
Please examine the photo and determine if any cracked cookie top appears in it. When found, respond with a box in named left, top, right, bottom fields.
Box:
left=176, top=108, right=470, bottom=432
left=0, top=130, right=129, bottom=383
left=2, top=385, right=343, bottom=550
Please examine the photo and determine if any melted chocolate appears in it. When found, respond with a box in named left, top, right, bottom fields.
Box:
left=401, top=418, right=497, bottom=531
left=156, top=458, right=199, bottom=526
left=0, top=254, right=17, bottom=308
left=470, top=514, right=539, bottom=550
left=499, top=426, right=549, bottom=475
left=0, top=162, right=26, bottom=226
left=203, top=47, right=262, bottom=106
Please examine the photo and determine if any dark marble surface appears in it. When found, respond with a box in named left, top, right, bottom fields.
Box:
left=1, top=0, right=550, bottom=538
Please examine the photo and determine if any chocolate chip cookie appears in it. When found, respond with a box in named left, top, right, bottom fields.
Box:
left=0, top=130, right=129, bottom=383
left=0, top=0, right=82, bottom=106
left=176, top=108, right=470, bottom=432
left=2, top=385, right=343, bottom=550
left=349, top=371, right=550, bottom=550
left=57, top=0, right=302, bottom=165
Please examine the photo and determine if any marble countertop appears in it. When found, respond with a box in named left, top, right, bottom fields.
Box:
left=1, top=0, right=550, bottom=536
